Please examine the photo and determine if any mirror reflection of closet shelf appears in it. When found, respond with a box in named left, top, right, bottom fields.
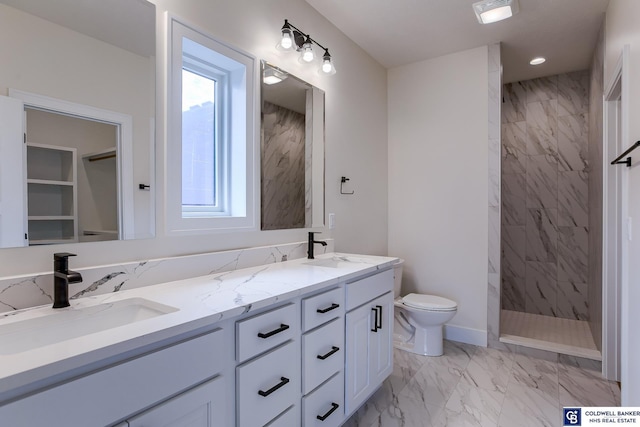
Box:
left=82, top=147, right=117, bottom=162
left=26, top=142, right=79, bottom=245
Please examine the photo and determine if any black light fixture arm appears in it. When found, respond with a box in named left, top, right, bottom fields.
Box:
left=283, top=19, right=330, bottom=54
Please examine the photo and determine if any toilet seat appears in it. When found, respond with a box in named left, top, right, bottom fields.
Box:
left=401, top=293, right=457, bottom=311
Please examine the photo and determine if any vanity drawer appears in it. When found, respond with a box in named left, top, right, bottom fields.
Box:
left=302, top=372, right=344, bottom=427
left=302, top=287, right=344, bottom=332
left=236, top=303, right=298, bottom=363
left=346, top=269, right=393, bottom=311
left=237, top=341, right=301, bottom=427
left=265, top=404, right=300, bottom=427
left=302, top=317, right=344, bottom=395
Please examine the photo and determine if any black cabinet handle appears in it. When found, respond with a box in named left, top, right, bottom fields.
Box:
left=317, top=303, right=340, bottom=314
left=371, top=307, right=379, bottom=332
left=376, top=305, right=383, bottom=330
left=258, top=376, right=290, bottom=397
left=257, top=323, right=290, bottom=339
left=316, top=402, right=340, bottom=421
left=317, top=346, right=340, bottom=360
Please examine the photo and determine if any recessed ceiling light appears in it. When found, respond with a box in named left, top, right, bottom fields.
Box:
left=529, top=57, right=546, bottom=65
left=473, top=0, right=519, bottom=24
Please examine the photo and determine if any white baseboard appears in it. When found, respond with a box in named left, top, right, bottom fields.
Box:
left=444, top=324, right=487, bottom=347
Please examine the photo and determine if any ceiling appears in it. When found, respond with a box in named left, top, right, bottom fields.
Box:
left=305, top=0, right=609, bottom=83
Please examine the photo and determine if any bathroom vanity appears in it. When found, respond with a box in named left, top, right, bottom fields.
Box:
left=0, top=253, right=395, bottom=426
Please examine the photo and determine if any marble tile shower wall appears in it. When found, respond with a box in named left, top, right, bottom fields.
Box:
left=261, top=101, right=306, bottom=230
left=0, top=240, right=333, bottom=314
left=501, top=71, right=590, bottom=320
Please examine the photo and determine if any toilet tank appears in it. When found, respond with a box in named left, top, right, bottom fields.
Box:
left=393, top=259, right=404, bottom=298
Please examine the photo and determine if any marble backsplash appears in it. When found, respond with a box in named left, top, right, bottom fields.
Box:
left=0, top=240, right=334, bottom=314
left=501, top=70, right=590, bottom=320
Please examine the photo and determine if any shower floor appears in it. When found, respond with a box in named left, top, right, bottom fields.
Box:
left=500, top=309, right=601, bottom=360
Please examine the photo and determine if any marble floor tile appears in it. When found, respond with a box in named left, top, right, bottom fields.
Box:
left=511, top=353, right=559, bottom=399
left=559, top=362, right=617, bottom=407
left=498, top=381, right=560, bottom=427
left=345, top=340, right=621, bottom=427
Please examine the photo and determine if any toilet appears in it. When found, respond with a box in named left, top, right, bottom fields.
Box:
left=392, top=259, right=457, bottom=356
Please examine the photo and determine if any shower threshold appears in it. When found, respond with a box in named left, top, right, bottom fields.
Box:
left=499, top=310, right=601, bottom=361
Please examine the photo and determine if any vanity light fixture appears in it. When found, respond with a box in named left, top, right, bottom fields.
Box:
left=529, top=57, right=546, bottom=65
left=277, top=19, right=336, bottom=75
left=472, top=0, right=519, bottom=24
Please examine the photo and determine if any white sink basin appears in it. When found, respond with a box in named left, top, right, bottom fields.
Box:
left=304, top=259, right=343, bottom=268
left=0, top=298, right=178, bottom=355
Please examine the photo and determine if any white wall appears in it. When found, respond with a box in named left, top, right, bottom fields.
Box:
left=388, top=46, right=489, bottom=343
left=604, top=0, right=640, bottom=406
left=0, top=0, right=388, bottom=277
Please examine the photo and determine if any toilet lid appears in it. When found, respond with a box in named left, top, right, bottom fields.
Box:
left=402, top=293, right=457, bottom=311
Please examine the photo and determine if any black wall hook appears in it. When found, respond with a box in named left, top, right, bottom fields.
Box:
left=340, top=176, right=354, bottom=195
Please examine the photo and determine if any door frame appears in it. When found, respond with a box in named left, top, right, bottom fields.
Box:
left=602, top=45, right=630, bottom=381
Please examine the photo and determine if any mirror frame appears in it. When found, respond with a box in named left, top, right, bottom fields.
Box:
left=260, top=61, right=325, bottom=231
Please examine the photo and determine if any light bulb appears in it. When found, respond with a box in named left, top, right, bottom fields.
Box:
left=280, top=33, right=292, bottom=50
left=301, top=43, right=314, bottom=62
left=322, top=61, right=332, bottom=73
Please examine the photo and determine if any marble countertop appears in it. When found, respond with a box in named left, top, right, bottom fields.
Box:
left=0, top=253, right=396, bottom=400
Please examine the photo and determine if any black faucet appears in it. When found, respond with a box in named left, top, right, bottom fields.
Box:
left=307, top=232, right=328, bottom=259
left=53, top=252, right=83, bottom=309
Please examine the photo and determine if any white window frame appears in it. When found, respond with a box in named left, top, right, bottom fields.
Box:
left=166, top=14, right=258, bottom=234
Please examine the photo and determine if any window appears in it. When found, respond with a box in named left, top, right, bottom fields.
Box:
left=167, top=16, right=257, bottom=233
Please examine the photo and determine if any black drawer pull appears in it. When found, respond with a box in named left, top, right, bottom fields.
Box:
left=316, top=402, right=340, bottom=421
left=258, top=376, right=290, bottom=397
left=317, top=346, right=340, bottom=360
left=257, top=323, right=290, bottom=339
left=317, top=303, right=340, bottom=314
left=376, top=305, right=383, bottom=330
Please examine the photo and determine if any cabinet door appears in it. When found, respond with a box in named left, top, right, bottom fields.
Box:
left=344, top=301, right=374, bottom=413
left=127, top=376, right=227, bottom=427
left=370, top=292, right=393, bottom=386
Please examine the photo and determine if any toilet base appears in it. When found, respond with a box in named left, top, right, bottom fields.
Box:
left=413, top=325, right=444, bottom=356
left=393, top=324, right=444, bottom=357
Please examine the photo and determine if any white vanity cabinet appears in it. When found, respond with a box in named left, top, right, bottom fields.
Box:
left=120, top=376, right=227, bottom=427
left=344, top=269, right=394, bottom=415
left=0, top=328, right=226, bottom=427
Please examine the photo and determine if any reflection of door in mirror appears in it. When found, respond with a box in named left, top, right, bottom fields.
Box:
left=26, top=109, right=118, bottom=244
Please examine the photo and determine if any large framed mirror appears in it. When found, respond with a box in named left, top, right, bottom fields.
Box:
left=260, top=61, right=325, bottom=230
left=0, top=0, right=155, bottom=248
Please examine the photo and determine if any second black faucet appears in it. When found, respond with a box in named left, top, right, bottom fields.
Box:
left=307, top=232, right=328, bottom=259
